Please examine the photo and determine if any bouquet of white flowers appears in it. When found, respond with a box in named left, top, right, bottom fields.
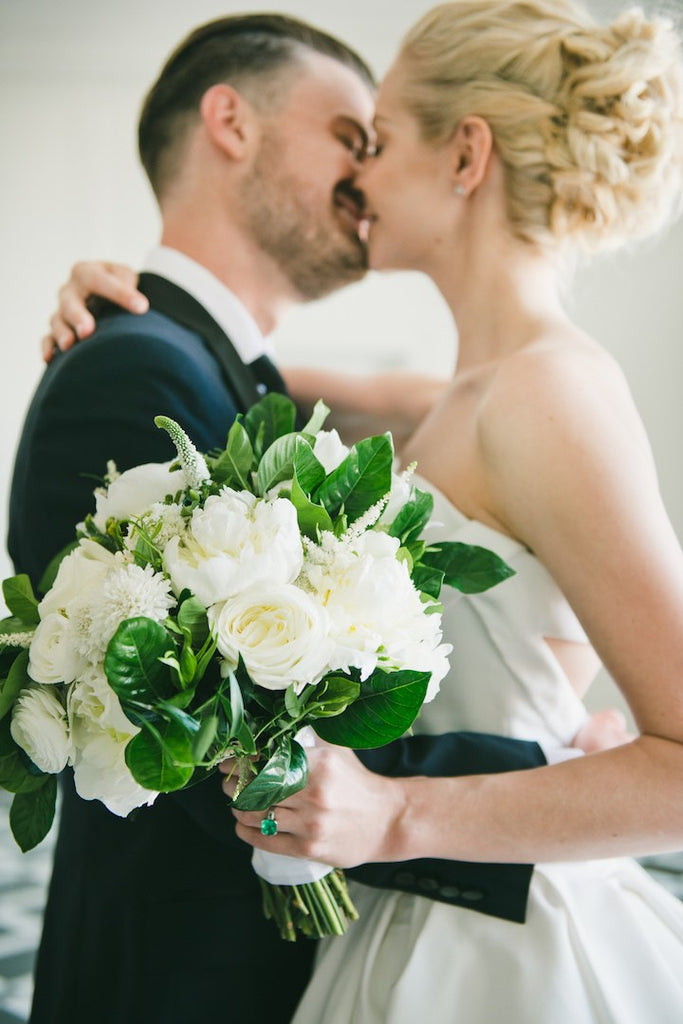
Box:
left=0, top=393, right=513, bottom=940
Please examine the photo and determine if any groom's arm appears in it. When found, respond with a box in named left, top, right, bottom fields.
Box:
left=346, top=732, right=546, bottom=923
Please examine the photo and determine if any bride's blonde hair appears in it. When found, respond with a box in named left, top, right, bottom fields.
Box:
left=398, top=0, right=683, bottom=251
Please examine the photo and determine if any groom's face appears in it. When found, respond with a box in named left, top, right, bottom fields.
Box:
left=240, top=52, right=375, bottom=300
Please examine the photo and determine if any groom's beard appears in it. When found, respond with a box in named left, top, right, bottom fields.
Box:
left=240, top=133, right=368, bottom=301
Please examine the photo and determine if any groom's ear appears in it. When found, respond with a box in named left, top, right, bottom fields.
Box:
left=450, top=116, right=493, bottom=196
left=200, top=84, right=256, bottom=162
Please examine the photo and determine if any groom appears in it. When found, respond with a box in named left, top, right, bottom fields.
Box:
left=8, top=15, right=548, bottom=1024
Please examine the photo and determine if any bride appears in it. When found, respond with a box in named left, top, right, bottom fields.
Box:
left=45, top=1, right=683, bottom=1020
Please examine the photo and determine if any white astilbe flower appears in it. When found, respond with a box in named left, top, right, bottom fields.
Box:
left=82, top=564, right=175, bottom=662
left=125, top=502, right=187, bottom=555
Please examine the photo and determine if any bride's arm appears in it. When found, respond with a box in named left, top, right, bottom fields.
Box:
left=229, top=346, right=683, bottom=866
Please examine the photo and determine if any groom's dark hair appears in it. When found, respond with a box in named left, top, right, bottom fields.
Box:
left=138, top=13, right=375, bottom=200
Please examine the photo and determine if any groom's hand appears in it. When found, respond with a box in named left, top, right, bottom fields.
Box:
left=42, top=260, right=148, bottom=361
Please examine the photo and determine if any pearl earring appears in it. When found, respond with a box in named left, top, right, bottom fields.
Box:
left=454, top=183, right=466, bottom=196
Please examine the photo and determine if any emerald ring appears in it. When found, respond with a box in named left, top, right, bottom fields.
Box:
left=261, top=809, right=278, bottom=837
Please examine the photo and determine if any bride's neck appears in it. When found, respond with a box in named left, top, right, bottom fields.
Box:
left=434, top=232, right=569, bottom=373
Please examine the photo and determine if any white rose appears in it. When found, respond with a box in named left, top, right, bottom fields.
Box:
left=164, top=489, right=303, bottom=607
left=28, top=612, right=86, bottom=685
left=93, top=461, right=187, bottom=530
left=209, top=583, right=332, bottom=692
left=10, top=685, right=73, bottom=773
left=38, top=540, right=118, bottom=619
left=313, top=429, right=349, bottom=473
left=72, top=730, right=158, bottom=817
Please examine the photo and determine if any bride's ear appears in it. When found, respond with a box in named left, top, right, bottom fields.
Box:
left=450, top=116, right=493, bottom=198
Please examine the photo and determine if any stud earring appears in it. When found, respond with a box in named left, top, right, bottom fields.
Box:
left=454, top=183, right=466, bottom=196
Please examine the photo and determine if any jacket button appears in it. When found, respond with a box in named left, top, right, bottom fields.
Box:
left=461, top=889, right=485, bottom=902
left=417, top=877, right=439, bottom=892
left=394, top=871, right=416, bottom=886
left=438, top=885, right=461, bottom=899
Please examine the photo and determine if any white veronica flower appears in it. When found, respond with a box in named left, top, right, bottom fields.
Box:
left=10, top=685, right=73, bottom=773
left=164, top=488, right=303, bottom=608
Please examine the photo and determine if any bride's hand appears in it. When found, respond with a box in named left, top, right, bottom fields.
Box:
left=227, top=745, right=407, bottom=867
left=42, top=260, right=148, bottom=362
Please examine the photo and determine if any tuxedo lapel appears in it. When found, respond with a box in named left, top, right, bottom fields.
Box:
left=138, top=272, right=263, bottom=413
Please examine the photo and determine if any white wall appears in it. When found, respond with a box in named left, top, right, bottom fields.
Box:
left=2, top=0, right=682, bottom=717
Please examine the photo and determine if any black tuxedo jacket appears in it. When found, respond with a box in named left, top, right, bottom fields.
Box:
left=8, top=275, right=545, bottom=1024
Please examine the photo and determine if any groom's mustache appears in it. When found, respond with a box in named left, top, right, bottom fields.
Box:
left=333, top=181, right=367, bottom=225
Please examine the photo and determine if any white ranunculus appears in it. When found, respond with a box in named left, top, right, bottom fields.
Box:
left=72, top=729, right=158, bottom=817
left=304, top=530, right=451, bottom=700
left=93, top=461, right=188, bottom=530
left=209, top=583, right=332, bottom=692
left=38, top=539, right=118, bottom=619
left=10, top=685, right=73, bottom=773
left=164, top=489, right=303, bottom=608
left=28, top=612, right=86, bottom=685
left=312, top=429, right=349, bottom=474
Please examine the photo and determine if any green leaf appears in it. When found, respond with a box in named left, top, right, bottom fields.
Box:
left=291, top=471, right=333, bottom=540
left=243, top=393, right=297, bottom=459
left=177, top=597, right=209, bottom=648
left=293, top=439, right=326, bottom=495
left=227, top=671, right=245, bottom=741
left=125, top=718, right=195, bottom=792
left=301, top=399, right=330, bottom=436
left=421, top=541, right=515, bottom=594
left=9, top=775, right=57, bottom=851
left=192, top=715, right=219, bottom=762
left=314, top=434, right=394, bottom=524
left=0, top=649, right=31, bottom=720
left=305, top=676, right=361, bottom=718
left=388, top=489, right=434, bottom=543
left=37, top=542, right=79, bottom=595
left=104, top=617, right=176, bottom=705
left=2, top=576, right=39, bottom=626
left=313, top=668, right=430, bottom=748
left=211, top=419, right=254, bottom=489
left=410, top=564, right=445, bottom=601
left=257, top=432, right=303, bottom=496
left=231, top=737, right=308, bottom=811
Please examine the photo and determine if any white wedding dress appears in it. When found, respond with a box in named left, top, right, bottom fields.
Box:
left=292, top=477, right=683, bottom=1023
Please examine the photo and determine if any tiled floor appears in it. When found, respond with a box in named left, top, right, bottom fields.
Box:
left=1, top=793, right=682, bottom=1024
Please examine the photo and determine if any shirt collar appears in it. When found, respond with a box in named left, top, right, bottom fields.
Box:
left=142, top=245, right=273, bottom=364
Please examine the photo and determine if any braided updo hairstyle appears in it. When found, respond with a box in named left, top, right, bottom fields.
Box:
left=398, top=0, right=683, bottom=251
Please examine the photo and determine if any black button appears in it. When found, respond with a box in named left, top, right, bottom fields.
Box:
left=417, top=877, right=439, bottom=892
left=394, top=871, right=416, bottom=886
left=438, top=885, right=461, bottom=899
left=461, top=889, right=485, bottom=902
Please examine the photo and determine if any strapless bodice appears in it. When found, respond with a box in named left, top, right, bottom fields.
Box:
left=413, top=474, right=589, bottom=747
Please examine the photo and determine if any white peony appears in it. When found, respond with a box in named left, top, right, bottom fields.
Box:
left=93, top=461, right=188, bottom=530
left=164, top=488, right=303, bottom=608
left=10, top=685, right=73, bottom=773
left=72, top=730, right=158, bottom=817
left=68, top=665, right=137, bottom=737
left=28, top=612, right=87, bottom=685
left=312, top=429, right=349, bottom=473
left=209, top=582, right=332, bottom=692
left=303, top=530, right=451, bottom=700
